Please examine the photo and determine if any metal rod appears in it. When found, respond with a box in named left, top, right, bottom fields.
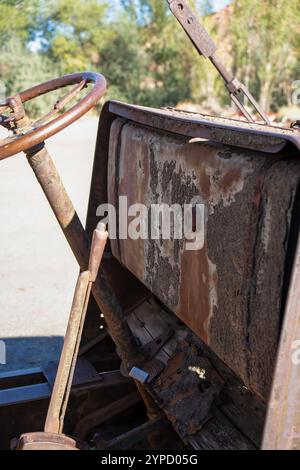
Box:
left=134, top=381, right=161, bottom=421
left=168, top=0, right=271, bottom=125
left=45, top=224, right=108, bottom=434
left=26, top=144, right=146, bottom=370
left=45, top=271, right=91, bottom=434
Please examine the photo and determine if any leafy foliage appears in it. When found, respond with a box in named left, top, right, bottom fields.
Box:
left=231, top=0, right=300, bottom=112
left=0, top=0, right=299, bottom=117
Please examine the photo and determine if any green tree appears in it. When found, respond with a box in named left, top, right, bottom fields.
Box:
left=231, top=0, right=300, bottom=113
left=0, top=39, right=58, bottom=116
left=1, top=0, right=298, bottom=117
left=0, top=0, right=38, bottom=43
left=99, top=18, right=146, bottom=103
left=42, top=0, right=109, bottom=73
left=130, top=0, right=195, bottom=107
left=0, top=1, right=58, bottom=116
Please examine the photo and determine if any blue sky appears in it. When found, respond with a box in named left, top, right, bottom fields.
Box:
left=212, top=0, right=230, bottom=10
left=112, top=1, right=231, bottom=13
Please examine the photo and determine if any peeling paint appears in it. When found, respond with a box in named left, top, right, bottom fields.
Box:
left=107, top=120, right=300, bottom=399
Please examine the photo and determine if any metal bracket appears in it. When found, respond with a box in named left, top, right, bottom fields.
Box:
left=291, top=120, right=300, bottom=130
left=168, top=0, right=270, bottom=125
left=128, top=329, right=174, bottom=384
left=141, top=328, right=174, bottom=360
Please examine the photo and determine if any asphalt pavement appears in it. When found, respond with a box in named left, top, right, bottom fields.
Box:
left=0, top=116, right=99, bottom=371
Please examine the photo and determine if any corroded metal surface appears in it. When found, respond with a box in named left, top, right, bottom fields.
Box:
left=85, top=102, right=151, bottom=344
left=108, top=118, right=300, bottom=399
left=108, top=101, right=300, bottom=153
left=0, top=72, right=106, bottom=160
left=127, top=298, right=263, bottom=448
left=153, top=339, right=224, bottom=438
left=168, top=0, right=270, bottom=124
left=15, top=432, right=84, bottom=450
left=44, top=225, right=107, bottom=436
left=263, top=235, right=300, bottom=450
left=45, top=271, right=91, bottom=435
left=26, top=144, right=146, bottom=370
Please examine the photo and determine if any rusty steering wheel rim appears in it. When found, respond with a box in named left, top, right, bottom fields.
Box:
left=0, top=72, right=106, bottom=160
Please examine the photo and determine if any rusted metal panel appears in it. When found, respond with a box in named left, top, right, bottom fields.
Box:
left=263, top=235, right=300, bottom=450
left=108, top=120, right=300, bottom=399
left=84, top=103, right=151, bottom=346
left=108, top=101, right=300, bottom=153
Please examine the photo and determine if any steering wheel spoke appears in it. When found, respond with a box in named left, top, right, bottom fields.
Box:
left=34, top=79, right=88, bottom=128
left=0, top=72, right=106, bottom=160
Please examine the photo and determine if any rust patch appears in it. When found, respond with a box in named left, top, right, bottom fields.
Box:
left=109, top=101, right=299, bottom=153
left=153, top=338, right=224, bottom=438
left=109, top=123, right=254, bottom=345
left=108, top=121, right=300, bottom=398
left=179, top=242, right=218, bottom=343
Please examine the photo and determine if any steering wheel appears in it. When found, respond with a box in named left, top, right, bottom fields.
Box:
left=0, top=72, right=106, bottom=160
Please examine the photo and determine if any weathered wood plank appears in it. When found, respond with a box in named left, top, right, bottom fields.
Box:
left=127, top=309, right=169, bottom=364
left=129, top=297, right=265, bottom=448
left=189, top=410, right=256, bottom=450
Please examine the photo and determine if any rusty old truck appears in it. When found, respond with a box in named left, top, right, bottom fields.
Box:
left=0, top=0, right=299, bottom=451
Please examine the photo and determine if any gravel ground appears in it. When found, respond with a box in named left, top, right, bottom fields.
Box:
left=0, top=116, right=99, bottom=372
